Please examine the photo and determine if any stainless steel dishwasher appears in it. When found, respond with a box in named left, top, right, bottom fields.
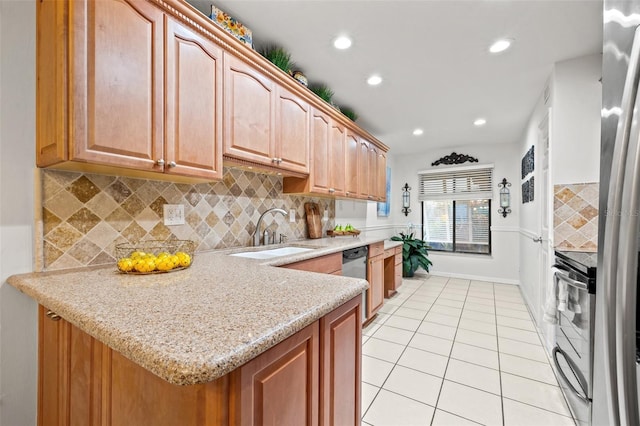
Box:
left=342, top=246, right=368, bottom=323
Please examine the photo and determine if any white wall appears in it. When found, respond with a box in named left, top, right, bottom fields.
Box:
left=392, top=143, right=521, bottom=284
left=0, top=1, right=38, bottom=425
left=551, top=54, right=601, bottom=184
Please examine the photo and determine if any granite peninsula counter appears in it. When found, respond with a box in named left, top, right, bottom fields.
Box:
left=6, top=236, right=397, bottom=385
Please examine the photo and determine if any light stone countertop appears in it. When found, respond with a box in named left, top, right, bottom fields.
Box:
left=7, top=234, right=401, bottom=385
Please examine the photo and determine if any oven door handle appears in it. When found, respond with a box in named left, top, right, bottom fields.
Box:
left=552, top=268, right=588, bottom=292
left=552, top=346, right=590, bottom=405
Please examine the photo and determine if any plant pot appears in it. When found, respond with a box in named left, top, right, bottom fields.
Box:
left=403, top=268, right=415, bottom=278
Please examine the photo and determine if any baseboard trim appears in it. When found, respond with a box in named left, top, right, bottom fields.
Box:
left=429, top=271, right=520, bottom=285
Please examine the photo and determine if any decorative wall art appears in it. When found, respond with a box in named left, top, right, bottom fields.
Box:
left=431, top=152, right=479, bottom=166
left=377, top=166, right=391, bottom=217
left=522, top=176, right=535, bottom=203
left=521, top=146, right=535, bottom=179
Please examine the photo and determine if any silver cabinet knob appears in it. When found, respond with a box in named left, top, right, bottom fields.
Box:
left=168, top=161, right=177, bottom=168
left=329, top=188, right=335, bottom=193
left=272, top=158, right=279, bottom=163
left=156, top=159, right=165, bottom=167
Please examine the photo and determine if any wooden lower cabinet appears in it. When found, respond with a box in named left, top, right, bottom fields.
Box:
left=38, top=296, right=361, bottom=426
left=367, top=254, right=385, bottom=318
left=280, top=252, right=342, bottom=275
left=230, top=323, right=319, bottom=426
left=319, top=296, right=361, bottom=426
left=383, top=246, right=403, bottom=298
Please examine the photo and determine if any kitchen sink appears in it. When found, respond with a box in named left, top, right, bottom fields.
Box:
left=229, top=246, right=315, bottom=259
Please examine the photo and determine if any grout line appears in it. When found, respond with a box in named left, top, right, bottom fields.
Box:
left=429, top=278, right=471, bottom=425
left=490, top=282, right=507, bottom=426
left=501, top=395, right=576, bottom=419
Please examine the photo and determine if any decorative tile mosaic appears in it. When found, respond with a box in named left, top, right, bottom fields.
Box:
left=40, top=168, right=335, bottom=270
left=553, top=182, right=598, bottom=252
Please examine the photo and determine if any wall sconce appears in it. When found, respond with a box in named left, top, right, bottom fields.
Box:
left=402, top=183, right=411, bottom=216
left=498, top=178, right=512, bottom=218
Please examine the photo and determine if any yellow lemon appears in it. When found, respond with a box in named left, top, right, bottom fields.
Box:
left=134, top=258, right=156, bottom=273
left=117, top=257, right=134, bottom=272
left=169, top=255, right=180, bottom=266
left=156, top=258, right=174, bottom=271
left=130, top=251, right=146, bottom=259
left=156, top=251, right=170, bottom=259
left=175, top=252, right=191, bottom=267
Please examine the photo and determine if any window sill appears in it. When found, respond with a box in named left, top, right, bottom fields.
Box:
left=429, top=251, right=493, bottom=259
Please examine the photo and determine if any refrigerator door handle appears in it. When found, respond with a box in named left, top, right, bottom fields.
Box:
left=616, top=28, right=640, bottom=425
left=601, top=24, right=640, bottom=426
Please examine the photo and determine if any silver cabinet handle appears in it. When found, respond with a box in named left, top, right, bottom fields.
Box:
left=156, top=159, right=165, bottom=167
left=532, top=236, right=542, bottom=243
left=46, top=310, right=61, bottom=321
left=328, top=188, right=335, bottom=193
left=168, top=161, right=177, bottom=168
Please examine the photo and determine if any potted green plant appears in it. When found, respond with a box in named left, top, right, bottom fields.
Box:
left=390, top=232, right=432, bottom=277
left=259, top=45, right=294, bottom=74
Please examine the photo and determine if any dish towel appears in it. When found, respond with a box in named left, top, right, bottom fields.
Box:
left=543, top=272, right=569, bottom=324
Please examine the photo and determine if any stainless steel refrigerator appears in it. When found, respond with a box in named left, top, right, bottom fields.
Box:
left=594, top=1, right=640, bottom=424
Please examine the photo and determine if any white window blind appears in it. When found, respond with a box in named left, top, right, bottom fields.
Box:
left=417, top=164, right=494, bottom=201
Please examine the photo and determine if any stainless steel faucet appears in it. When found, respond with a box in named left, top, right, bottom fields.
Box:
left=253, top=208, right=288, bottom=246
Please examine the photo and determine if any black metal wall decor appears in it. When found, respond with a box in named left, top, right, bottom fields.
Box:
left=498, top=178, right=512, bottom=218
left=431, top=152, right=479, bottom=166
left=522, top=176, right=535, bottom=204
left=401, top=183, right=411, bottom=216
left=521, top=146, right=535, bottom=179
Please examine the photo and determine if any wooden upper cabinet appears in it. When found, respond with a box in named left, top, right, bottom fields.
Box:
left=58, top=0, right=165, bottom=170
left=345, top=131, right=359, bottom=197
left=223, top=53, right=276, bottom=166
left=276, top=87, right=310, bottom=174
left=377, top=149, right=387, bottom=202
left=368, top=144, right=378, bottom=200
left=329, top=121, right=346, bottom=196
left=358, top=139, right=370, bottom=199
left=165, top=17, right=223, bottom=180
left=310, top=109, right=331, bottom=194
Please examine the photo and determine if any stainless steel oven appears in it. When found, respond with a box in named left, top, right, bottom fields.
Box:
left=552, top=250, right=597, bottom=426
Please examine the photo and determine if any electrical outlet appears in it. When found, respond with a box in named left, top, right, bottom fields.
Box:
left=289, top=209, right=296, bottom=222
left=163, top=204, right=185, bottom=226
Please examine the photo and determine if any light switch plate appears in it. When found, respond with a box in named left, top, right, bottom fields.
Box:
left=163, top=204, right=185, bottom=226
left=289, top=209, right=296, bottom=222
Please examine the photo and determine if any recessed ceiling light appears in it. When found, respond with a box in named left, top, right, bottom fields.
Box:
left=333, top=36, right=352, bottom=50
left=474, top=118, right=487, bottom=126
left=413, top=129, right=424, bottom=136
left=367, top=75, right=383, bottom=86
left=489, top=39, right=512, bottom=54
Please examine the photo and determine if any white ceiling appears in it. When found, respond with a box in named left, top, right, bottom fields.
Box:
left=188, top=0, right=603, bottom=156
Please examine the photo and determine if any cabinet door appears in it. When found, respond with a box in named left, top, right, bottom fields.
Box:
left=277, top=87, right=310, bottom=173
left=358, top=139, right=370, bottom=199
left=367, top=255, right=385, bottom=317
left=39, top=306, right=69, bottom=426
left=70, top=0, right=164, bottom=170
left=224, top=53, right=276, bottom=166
left=345, top=132, right=359, bottom=197
left=377, top=150, right=387, bottom=202
left=329, top=122, right=346, bottom=196
left=231, top=322, right=319, bottom=426
left=310, top=109, right=331, bottom=194
left=320, top=296, right=361, bottom=426
left=368, top=144, right=378, bottom=201
left=165, top=18, right=223, bottom=180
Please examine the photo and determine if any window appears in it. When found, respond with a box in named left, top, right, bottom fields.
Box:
left=419, top=165, right=493, bottom=254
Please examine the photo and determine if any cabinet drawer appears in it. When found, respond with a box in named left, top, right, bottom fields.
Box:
left=281, top=252, right=342, bottom=275
left=394, top=246, right=402, bottom=255
left=368, top=242, right=384, bottom=258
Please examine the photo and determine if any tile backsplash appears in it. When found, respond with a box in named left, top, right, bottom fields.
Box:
left=553, top=182, right=598, bottom=252
left=40, top=168, right=335, bottom=270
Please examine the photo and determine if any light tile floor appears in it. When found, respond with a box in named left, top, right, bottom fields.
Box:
left=361, top=274, right=575, bottom=426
